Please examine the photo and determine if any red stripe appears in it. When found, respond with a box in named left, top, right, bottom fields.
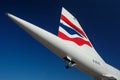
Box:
left=61, top=14, right=87, bottom=38
left=58, top=31, right=92, bottom=47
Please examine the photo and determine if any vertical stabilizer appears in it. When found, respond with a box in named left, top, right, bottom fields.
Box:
left=58, top=7, right=104, bottom=62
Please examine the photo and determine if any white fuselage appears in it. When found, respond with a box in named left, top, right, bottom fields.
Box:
left=7, top=13, right=120, bottom=80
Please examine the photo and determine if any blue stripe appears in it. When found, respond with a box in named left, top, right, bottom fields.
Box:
left=59, top=23, right=83, bottom=38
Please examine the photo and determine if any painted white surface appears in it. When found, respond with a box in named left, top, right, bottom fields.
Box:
left=7, top=9, right=120, bottom=80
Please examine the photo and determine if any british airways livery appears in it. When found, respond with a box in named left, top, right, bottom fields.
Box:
left=7, top=7, right=120, bottom=80
left=58, top=8, right=92, bottom=47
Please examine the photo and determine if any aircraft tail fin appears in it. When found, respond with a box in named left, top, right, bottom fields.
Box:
left=58, top=7, right=92, bottom=47
left=58, top=7, right=104, bottom=62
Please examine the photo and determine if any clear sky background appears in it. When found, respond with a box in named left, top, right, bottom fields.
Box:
left=0, top=0, right=120, bottom=80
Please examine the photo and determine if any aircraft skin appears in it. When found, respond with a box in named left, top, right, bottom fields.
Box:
left=7, top=7, right=120, bottom=80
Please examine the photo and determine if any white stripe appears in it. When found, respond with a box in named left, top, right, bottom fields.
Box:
left=60, top=19, right=73, bottom=30
left=59, top=26, right=88, bottom=41
left=60, top=19, right=85, bottom=38
left=62, top=8, right=84, bottom=32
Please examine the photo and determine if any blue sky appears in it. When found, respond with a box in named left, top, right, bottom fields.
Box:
left=0, top=0, right=120, bottom=80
